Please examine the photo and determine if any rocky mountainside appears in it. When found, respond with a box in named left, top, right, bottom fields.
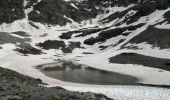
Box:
left=0, top=0, right=170, bottom=81
left=0, top=0, right=169, bottom=51
left=0, top=0, right=138, bottom=25
left=0, top=0, right=170, bottom=99
left=2, top=0, right=169, bottom=25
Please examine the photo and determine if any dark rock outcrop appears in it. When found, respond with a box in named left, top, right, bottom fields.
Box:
left=164, top=11, right=170, bottom=23
left=109, top=53, right=170, bottom=71
left=123, top=26, right=170, bottom=49
left=37, top=40, right=83, bottom=53
left=84, top=24, right=144, bottom=45
left=37, top=40, right=66, bottom=50
left=28, top=0, right=98, bottom=25
left=0, top=0, right=25, bottom=24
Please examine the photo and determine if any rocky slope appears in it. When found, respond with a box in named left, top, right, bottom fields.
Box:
left=0, top=67, right=112, bottom=100
left=0, top=0, right=170, bottom=99
left=0, top=0, right=169, bottom=82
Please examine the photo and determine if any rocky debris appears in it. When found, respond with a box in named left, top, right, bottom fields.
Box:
left=83, top=92, right=97, bottom=99
left=0, top=67, right=113, bottom=100
left=0, top=67, right=42, bottom=86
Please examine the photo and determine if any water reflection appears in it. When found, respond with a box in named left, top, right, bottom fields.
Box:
left=36, top=61, right=138, bottom=85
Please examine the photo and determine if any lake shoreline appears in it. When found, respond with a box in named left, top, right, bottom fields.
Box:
left=36, top=61, right=170, bottom=89
left=36, top=61, right=139, bottom=85
left=0, top=66, right=113, bottom=100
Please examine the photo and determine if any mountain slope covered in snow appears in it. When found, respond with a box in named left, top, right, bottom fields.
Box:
left=0, top=0, right=170, bottom=100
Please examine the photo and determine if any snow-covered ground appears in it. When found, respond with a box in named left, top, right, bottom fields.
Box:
left=1, top=43, right=170, bottom=100
left=64, top=85, right=170, bottom=100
